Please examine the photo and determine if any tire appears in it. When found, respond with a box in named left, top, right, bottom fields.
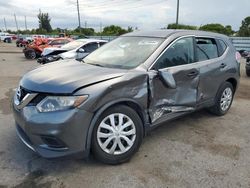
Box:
left=92, top=105, right=143, bottom=164
left=25, top=49, right=36, bottom=59
left=246, top=70, right=250, bottom=77
left=208, top=82, right=234, bottom=116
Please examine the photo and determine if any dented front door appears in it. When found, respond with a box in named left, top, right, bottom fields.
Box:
left=148, top=36, right=199, bottom=125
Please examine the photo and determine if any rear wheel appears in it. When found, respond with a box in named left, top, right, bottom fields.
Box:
left=208, top=82, right=234, bottom=116
left=92, top=105, right=143, bottom=164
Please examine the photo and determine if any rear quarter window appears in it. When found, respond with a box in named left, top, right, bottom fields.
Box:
left=217, top=39, right=228, bottom=56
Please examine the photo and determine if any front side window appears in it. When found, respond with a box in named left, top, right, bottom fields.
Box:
left=153, top=37, right=194, bottom=70
left=83, top=43, right=99, bottom=53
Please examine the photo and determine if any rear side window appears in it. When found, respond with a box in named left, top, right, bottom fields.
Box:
left=196, top=38, right=219, bottom=61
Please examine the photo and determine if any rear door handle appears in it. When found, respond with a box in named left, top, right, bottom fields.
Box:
left=220, top=63, right=227, bottom=68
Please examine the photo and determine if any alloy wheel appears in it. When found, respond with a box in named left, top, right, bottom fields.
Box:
left=220, top=87, right=233, bottom=111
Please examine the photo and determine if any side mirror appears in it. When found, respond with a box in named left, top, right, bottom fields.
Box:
left=78, top=48, right=85, bottom=53
left=158, top=70, right=177, bottom=89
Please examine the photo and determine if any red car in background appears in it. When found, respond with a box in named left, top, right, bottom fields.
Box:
left=16, top=38, right=30, bottom=47
left=23, top=38, right=72, bottom=59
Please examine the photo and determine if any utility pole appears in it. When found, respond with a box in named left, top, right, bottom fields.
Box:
left=24, top=16, right=27, bottom=30
left=76, top=0, right=81, bottom=33
left=14, top=14, right=19, bottom=31
left=85, top=21, right=87, bottom=29
left=100, top=22, right=103, bottom=38
left=3, top=18, right=7, bottom=31
left=176, top=0, right=180, bottom=28
left=100, top=22, right=102, bottom=33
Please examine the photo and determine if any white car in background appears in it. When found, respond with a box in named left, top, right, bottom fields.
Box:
left=0, top=32, right=12, bottom=43
left=38, top=39, right=107, bottom=64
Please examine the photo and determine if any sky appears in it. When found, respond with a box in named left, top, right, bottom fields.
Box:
left=0, top=0, right=249, bottom=32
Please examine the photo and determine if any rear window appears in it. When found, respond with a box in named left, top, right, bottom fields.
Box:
left=196, top=38, right=219, bottom=61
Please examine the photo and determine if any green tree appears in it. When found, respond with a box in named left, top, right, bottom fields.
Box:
left=102, top=25, right=127, bottom=36
left=238, top=16, right=250, bottom=37
left=127, top=26, right=133, bottom=32
left=38, top=11, right=52, bottom=33
left=82, top=28, right=95, bottom=36
left=199, top=23, right=234, bottom=36
left=167, top=23, right=197, bottom=30
left=225, top=25, right=234, bottom=36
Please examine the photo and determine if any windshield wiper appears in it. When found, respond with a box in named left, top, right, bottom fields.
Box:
left=88, top=63, right=104, bottom=67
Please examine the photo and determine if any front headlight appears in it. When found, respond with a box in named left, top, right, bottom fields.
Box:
left=36, top=95, right=88, bottom=112
left=47, top=55, right=60, bottom=61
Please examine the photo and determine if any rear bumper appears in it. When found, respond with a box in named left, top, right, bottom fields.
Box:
left=13, top=103, right=94, bottom=158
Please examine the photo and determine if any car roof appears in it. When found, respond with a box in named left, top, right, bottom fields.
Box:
left=123, top=29, right=229, bottom=40
left=75, top=39, right=107, bottom=43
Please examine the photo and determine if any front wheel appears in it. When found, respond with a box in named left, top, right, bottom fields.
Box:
left=208, top=82, right=234, bottom=116
left=92, top=105, right=143, bottom=164
left=24, top=49, right=36, bottom=59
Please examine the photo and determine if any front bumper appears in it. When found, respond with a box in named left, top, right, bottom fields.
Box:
left=13, top=102, right=93, bottom=158
left=37, top=56, right=61, bottom=64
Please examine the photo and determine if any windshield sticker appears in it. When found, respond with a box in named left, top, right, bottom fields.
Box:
left=138, top=41, right=159, bottom=46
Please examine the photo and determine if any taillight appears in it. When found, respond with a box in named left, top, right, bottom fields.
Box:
left=236, top=51, right=241, bottom=63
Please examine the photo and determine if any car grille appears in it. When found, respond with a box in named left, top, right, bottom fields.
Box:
left=17, top=86, right=45, bottom=105
left=17, top=86, right=29, bottom=102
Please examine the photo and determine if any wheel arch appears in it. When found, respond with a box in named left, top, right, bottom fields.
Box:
left=225, top=77, right=238, bottom=93
left=85, top=99, right=148, bottom=153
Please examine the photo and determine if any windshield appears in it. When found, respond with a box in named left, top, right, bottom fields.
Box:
left=61, top=40, right=86, bottom=50
left=84, top=36, right=164, bottom=69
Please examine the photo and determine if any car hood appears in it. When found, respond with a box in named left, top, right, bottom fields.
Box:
left=42, top=47, right=67, bottom=56
left=20, top=60, right=127, bottom=94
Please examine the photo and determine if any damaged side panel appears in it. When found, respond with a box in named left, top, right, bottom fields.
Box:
left=75, top=71, right=150, bottom=124
left=75, top=66, right=200, bottom=128
left=148, top=67, right=200, bottom=125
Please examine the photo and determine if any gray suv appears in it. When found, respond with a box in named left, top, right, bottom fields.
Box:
left=12, top=30, right=240, bottom=164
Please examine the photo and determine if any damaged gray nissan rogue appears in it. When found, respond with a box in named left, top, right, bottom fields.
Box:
left=13, top=30, right=240, bottom=164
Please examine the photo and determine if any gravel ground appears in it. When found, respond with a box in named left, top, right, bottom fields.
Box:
left=0, top=43, right=250, bottom=188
